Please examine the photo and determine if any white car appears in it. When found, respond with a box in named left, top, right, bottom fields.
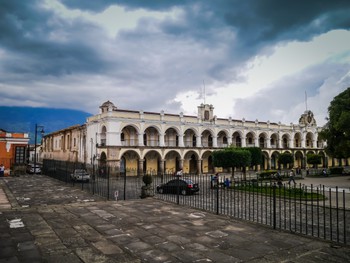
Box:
left=70, top=169, right=90, bottom=182
left=26, top=164, right=41, bottom=174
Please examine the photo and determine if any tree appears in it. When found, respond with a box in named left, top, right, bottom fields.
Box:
left=319, top=88, right=350, bottom=158
left=212, top=148, right=251, bottom=180
left=278, top=152, right=294, bottom=169
left=306, top=153, right=322, bottom=168
left=246, top=147, right=263, bottom=170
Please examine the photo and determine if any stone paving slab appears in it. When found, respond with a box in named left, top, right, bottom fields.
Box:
left=0, top=175, right=350, bottom=262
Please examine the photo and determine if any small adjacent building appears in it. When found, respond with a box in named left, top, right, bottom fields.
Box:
left=41, top=101, right=345, bottom=176
left=0, top=129, right=30, bottom=174
left=41, top=125, right=87, bottom=164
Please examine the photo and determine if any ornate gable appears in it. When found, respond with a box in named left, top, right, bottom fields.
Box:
left=299, top=110, right=317, bottom=126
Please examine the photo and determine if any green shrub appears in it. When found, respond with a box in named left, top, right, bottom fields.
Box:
left=258, top=170, right=277, bottom=179
left=142, top=174, right=153, bottom=185
left=330, top=167, right=344, bottom=175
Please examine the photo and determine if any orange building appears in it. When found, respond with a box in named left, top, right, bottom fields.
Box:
left=0, top=129, right=29, bottom=174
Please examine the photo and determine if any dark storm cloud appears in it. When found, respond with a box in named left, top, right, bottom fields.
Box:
left=59, top=0, right=188, bottom=12
left=0, top=0, right=109, bottom=77
left=113, top=0, right=350, bottom=81
left=1, top=0, right=349, bottom=118
left=60, top=0, right=350, bottom=51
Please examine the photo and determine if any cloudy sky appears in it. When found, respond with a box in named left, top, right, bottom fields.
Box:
left=1, top=0, right=350, bottom=126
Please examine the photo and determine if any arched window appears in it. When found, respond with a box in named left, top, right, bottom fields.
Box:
left=204, top=110, right=209, bottom=120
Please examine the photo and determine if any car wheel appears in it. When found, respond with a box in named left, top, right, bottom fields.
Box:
left=181, top=189, right=187, bottom=195
left=158, top=188, right=164, bottom=194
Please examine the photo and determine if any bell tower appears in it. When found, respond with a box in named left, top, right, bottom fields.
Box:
left=298, top=110, right=317, bottom=126
left=198, top=103, right=214, bottom=122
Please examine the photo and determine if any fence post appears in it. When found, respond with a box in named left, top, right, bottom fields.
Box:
left=273, top=183, right=276, bottom=229
left=216, top=178, right=219, bottom=215
left=124, top=170, right=127, bottom=200
left=92, top=164, right=95, bottom=195
left=107, top=166, right=110, bottom=200
left=177, top=176, right=180, bottom=205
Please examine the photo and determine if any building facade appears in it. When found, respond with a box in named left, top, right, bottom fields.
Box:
left=0, top=129, right=29, bottom=173
left=41, top=101, right=348, bottom=175
left=42, top=125, right=87, bottom=163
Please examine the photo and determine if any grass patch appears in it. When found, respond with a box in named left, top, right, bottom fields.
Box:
left=232, top=183, right=326, bottom=200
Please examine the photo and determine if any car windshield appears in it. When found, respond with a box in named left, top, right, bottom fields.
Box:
left=184, top=179, right=194, bottom=184
left=75, top=169, right=86, bottom=173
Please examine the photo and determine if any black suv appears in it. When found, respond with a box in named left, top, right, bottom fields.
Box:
left=156, top=178, right=199, bottom=195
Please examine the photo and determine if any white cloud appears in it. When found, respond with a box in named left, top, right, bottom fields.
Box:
left=175, top=29, right=350, bottom=123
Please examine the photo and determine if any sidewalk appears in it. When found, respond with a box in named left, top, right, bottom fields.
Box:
left=1, top=175, right=350, bottom=262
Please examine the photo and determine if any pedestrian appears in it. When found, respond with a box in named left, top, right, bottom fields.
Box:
left=288, top=169, right=296, bottom=185
left=224, top=178, right=230, bottom=188
left=306, top=167, right=309, bottom=176
left=323, top=168, right=327, bottom=177
left=0, top=164, right=4, bottom=177
left=212, top=173, right=218, bottom=188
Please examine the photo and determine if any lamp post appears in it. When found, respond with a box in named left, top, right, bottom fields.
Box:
left=34, top=124, right=45, bottom=174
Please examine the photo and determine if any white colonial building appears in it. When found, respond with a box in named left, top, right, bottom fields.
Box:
left=41, top=100, right=341, bottom=175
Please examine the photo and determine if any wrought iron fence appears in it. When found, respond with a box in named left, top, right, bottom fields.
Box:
left=152, top=172, right=349, bottom=245
left=42, top=159, right=144, bottom=200
left=42, top=159, right=349, bottom=245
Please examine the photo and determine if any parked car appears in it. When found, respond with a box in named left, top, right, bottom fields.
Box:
left=157, top=178, right=199, bottom=195
left=26, top=164, right=41, bottom=174
left=70, top=169, right=90, bottom=182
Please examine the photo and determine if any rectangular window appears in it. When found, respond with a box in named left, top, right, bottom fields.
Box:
left=15, top=146, right=26, bottom=164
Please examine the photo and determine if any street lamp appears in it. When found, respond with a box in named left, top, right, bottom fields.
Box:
left=34, top=124, right=45, bottom=174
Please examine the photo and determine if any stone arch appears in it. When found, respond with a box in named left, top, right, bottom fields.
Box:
left=143, top=126, right=160, bottom=147
left=120, top=150, right=141, bottom=176
left=281, top=133, right=290, bottom=149
left=294, top=132, right=302, bottom=148
left=143, top=150, right=162, bottom=174
left=258, top=132, right=268, bottom=148
left=294, top=150, right=304, bottom=169
left=164, top=150, right=182, bottom=174
left=232, top=131, right=243, bottom=147
left=271, top=151, right=280, bottom=170
left=121, top=125, right=139, bottom=146
left=98, top=151, right=107, bottom=176
left=262, top=150, right=269, bottom=170
left=184, top=128, right=198, bottom=147
left=270, top=133, right=278, bottom=148
left=100, top=126, right=107, bottom=146
left=201, top=129, right=213, bottom=147
left=246, top=131, right=256, bottom=147
left=164, top=127, right=179, bottom=147
left=217, top=130, right=229, bottom=147
left=306, top=132, right=314, bottom=148
left=201, top=150, right=214, bottom=173
left=184, top=150, right=200, bottom=174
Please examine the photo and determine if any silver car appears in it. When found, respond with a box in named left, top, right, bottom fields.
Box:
left=70, top=169, right=90, bottom=182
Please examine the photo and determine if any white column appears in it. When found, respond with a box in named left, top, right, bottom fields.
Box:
left=227, top=136, right=232, bottom=146
left=138, top=133, right=144, bottom=146
left=289, top=138, right=294, bottom=148
left=241, top=136, right=246, bottom=147
left=254, top=137, right=259, bottom=147
left=159, top=133, right=165, bottom=147
left=213, top=136, right=218, bottom=148
left=196, top=135, right=201, bottom=147
left=178, top=134, right=184, bottom=147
